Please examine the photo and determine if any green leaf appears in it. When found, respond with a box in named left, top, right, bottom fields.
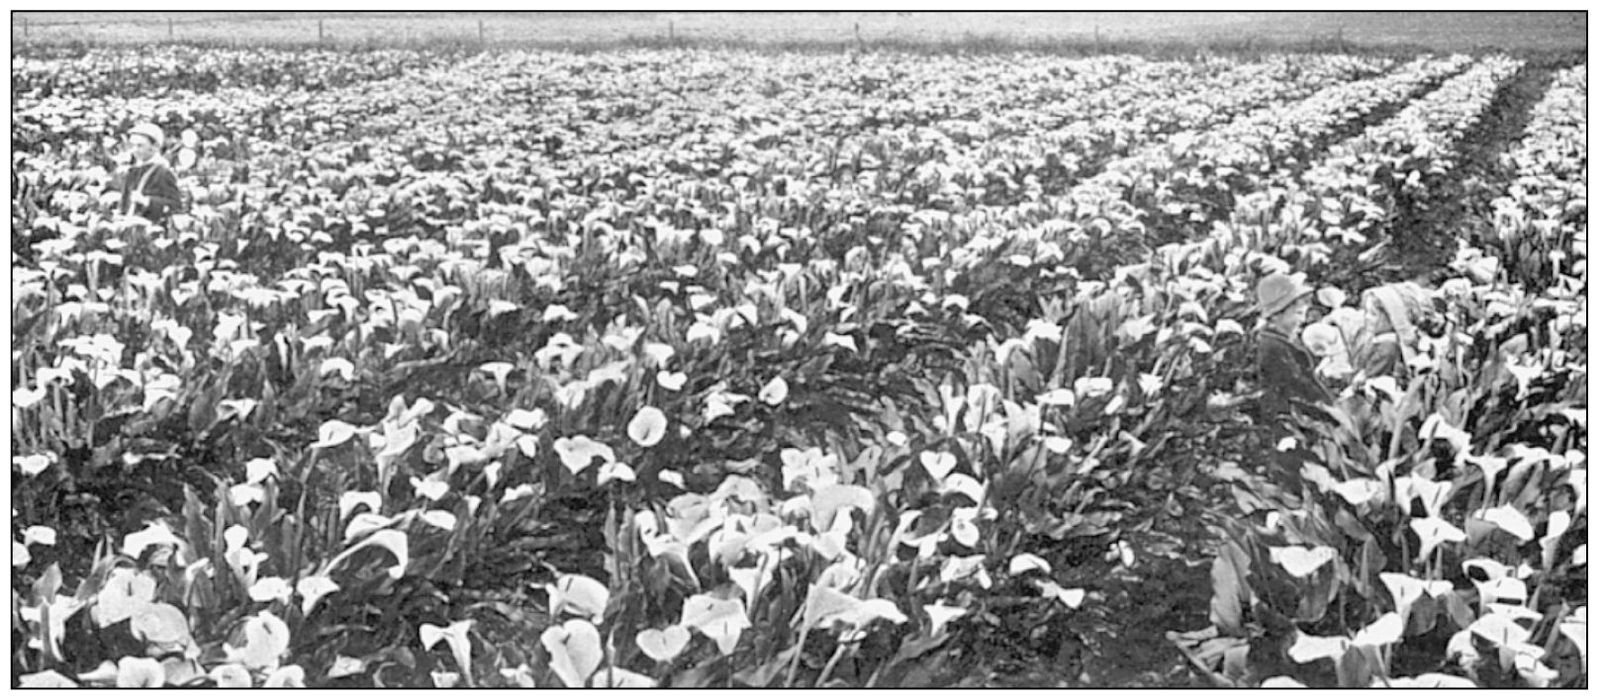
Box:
left=670, top=661, right=722, bottom=688
left=31, top=562, right=62, bottom=604
left=733, top=642, right=801, bottom=687
left=1557, top=609, right=1586, bottom=673
left=1209, top=540, right=1251, bottom=635
left=1443, top=590, right=1477, bottom=629
left=590, top=666, right=657, bottom=687
left=1334, top=644, right=1374, bottom=688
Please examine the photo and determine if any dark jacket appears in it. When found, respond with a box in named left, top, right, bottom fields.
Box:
left=1257, top=327, right=1335, bottom=421
left=120, top=156, right=183, bottom=223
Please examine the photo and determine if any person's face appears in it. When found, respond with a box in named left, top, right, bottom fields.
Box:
left=129, top=134, right=157, bottom=162
left=1272, top=295, right=1311, bottom=333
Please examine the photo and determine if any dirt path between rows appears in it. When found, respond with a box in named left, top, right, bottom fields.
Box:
left=1358, top=60, right=1557, bottom=287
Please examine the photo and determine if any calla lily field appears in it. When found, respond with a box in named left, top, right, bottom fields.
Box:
left=9, top=41, right=1586, bottom=688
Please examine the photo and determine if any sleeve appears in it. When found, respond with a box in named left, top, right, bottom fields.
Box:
left=141, top=165, right=183, bottom=218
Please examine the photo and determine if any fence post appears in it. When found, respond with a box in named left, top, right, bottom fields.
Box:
left=22, top=16, right=28, bottom=38
left=479, top=18, right=485, bottom=44
left=668, top=19, right=674, bottom=41
left=318, top=19, right=325, bottom=42
left=168, top=16, right=174, bottom=38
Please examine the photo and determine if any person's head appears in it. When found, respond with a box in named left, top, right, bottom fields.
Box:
left=127, top=123, right=164, bottom=162
left=1257, top=272, right=1315, bottom=334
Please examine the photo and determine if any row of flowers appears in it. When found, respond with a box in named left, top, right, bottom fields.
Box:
left=934, top=55, right=1472, bottom=280
left=15, top=51, right=1384, bottom=242
left=1134, top=55, right=1519, bottom=290
left=1279, top=55, right=1525, bottom=255
left=13, top=45, right=457, bottom=99
left=1488, top=64, right=1586, bottom=289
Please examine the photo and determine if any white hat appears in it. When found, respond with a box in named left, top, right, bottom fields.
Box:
left=1256, top=272, right=1314, bottom=318
left=129, top=123, right=164, bottom=147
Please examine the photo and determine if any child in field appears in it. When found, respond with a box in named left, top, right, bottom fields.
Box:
left=1297, top=280, right=1436, bottom=385
left=1255, top=272, right=1334, bottom=422
left=1350, top=281, right=1435, bottom=380
left=116, top=123, right=183, bottom=224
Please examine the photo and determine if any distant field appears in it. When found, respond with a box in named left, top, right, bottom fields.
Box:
left=10, top=11, right=1589, bottom=53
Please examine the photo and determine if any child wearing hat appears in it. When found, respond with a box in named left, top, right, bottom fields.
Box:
left=1255, top=272, right=1334, bottom=421
left=118, top=123, right=183, bottom=223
